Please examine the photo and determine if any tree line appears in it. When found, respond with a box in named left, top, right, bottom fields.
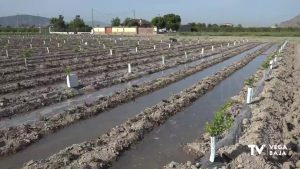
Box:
left=50, top=15, right=91, bottom=32
left=111, top=13, right=182, bottom=31
left=188, top=22, right=300, bottom=32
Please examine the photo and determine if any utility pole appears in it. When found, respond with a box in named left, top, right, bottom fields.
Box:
left=133, top=10, right=136, bottom=19
left=92, top=8, right=94, bottom=27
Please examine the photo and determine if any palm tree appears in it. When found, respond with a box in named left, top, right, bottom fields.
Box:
left=21, top=49, right=33, bottom=67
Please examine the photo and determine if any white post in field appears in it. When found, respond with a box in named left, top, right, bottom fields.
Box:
left=66, top=74, right=79, bottom=88
left=115, top=40, right=117, bottom=44
left=57, top=43, right=60, bottom=48
left=269, top=60, right=274, bottom=69
left=7, top=39, right=10, bottom=44
left=228, top=43, right=230, bottom=47
left=30, top=44, right=32, bottom=49
left=137, top=41, right=140, bottom=45
left=234, top=41, right=236, bottom=46
left=46, top=47, right=49, bottom=54
left=128, top=63, right=132, bottom=73
left=201, top=48, right=204, bottom=55
left=135, top=47, right=138, bottom=53
left=209, top=137, right=216, bottom=162
left=162, top=56, right=165, bottom=65
left=153, top=45, right=156, bottom=50
left=5, top=50, right=8, bottom=58
left=161, top=39, right=163, bottom=43
left=168, top=43, right=171, bottom=48
left=211, top=46, right=214, bottom=51
left=43, top=41, right=46, bottom=45
left=246, top=87, right=253, bottom=104
left=109, top=49, right=113, bottom=56
left=185, top=51, right=188, bottom=59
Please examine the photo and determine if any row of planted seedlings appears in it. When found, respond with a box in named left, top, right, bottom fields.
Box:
left=178, top=42, right=284, bottom=168
left=0, top=37, right=185, bottom=73
left=0, top=41, right=247, bottom=120
left=0, top=37, right=162, bottom=64
left=0, top=41, right=226, bottom=95
left=20, top=43, right=271, bottom=169
left=0, top=42, right=260, bottom=159
left=0, top=36, right=200, bottom=68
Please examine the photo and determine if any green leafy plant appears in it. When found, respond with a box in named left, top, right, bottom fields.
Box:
left=21, top=49, right=33, bottom=67
left=65, top=66, right=72, bottom=76
left=245, top=76, right=255, bottom=87
left=205, top=100, right=234, bottom=137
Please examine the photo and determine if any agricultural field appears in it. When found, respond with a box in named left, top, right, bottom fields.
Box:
left=0, top=34, right=297, bottom=169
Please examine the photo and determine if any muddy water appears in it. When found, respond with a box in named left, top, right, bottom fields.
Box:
left=0, top=45, right=254, bottom=128
left=110, top=45, right=278, bottom=169
left=0, top=45, right=264, bottom=169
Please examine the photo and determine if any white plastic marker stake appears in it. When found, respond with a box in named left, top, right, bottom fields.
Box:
left=135, top=47, right=138, bottom=53
left=209, top=137, right=216, bottom=162
left=228, top=43, right=230, bottom=47
left=128, top=63, right=132, bottom=73
left=153, top=45, right=156, bottom=50
left=269, top=60, right=274, bottom=69
left=234, top=41, right=236, bottom=46
left=115, top=40, right=117, bottom=44
left=43, top=41, right=46, bottom=45
left=66, top=74, right=79, bottom=88
left=46, top=47, right=49, bottom=54
left=161, top=39, right=163, bottom=43
left=162, top=56, right=165, bottom=65
left=109, top=49, right=113, bottom=56
left=58, top=43, right=60, bottom=47
left=5, top=50, right=8, bottom=58
left=168, top=43, right=171, bottom=48
left=30, top=44, right=32, bottom=49
left=211, top=46, right=214, bottom=51
left=246, top=87, right=253, bottom=104
left=185, top=51, right=188, bottom=59
left=201, top=48, right=204, bottom=55
left=137, top=41, right=140, bottom=45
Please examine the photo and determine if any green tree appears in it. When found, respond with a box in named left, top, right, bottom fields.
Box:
left=163, top=14, right=181, bottom=31
left=151, top=16, right=166, bottom=29
left=68, top=15, right=86, bottom=32
left=50, top=15, right=66, bottom=31
left=111, top=17, right=121, bottom=26
left=122, top=17, right=140, bottom=26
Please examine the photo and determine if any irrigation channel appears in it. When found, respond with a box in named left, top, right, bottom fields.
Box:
left=109, top=45, right=278, bottom=169
left=0, top=44, right=270, bottom=169
left=0, top=44, right=247, bottom=128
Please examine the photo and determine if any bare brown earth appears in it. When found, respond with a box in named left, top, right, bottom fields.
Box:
left=21, top=44, right=270, bottom=169
left=164, top=43, right=300, bottom=169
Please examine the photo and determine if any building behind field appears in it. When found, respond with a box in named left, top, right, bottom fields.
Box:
left=91, top=26, right=157, bottom=36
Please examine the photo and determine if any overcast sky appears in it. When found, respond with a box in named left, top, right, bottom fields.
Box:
left=0, top=0, right=299, bottom=26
